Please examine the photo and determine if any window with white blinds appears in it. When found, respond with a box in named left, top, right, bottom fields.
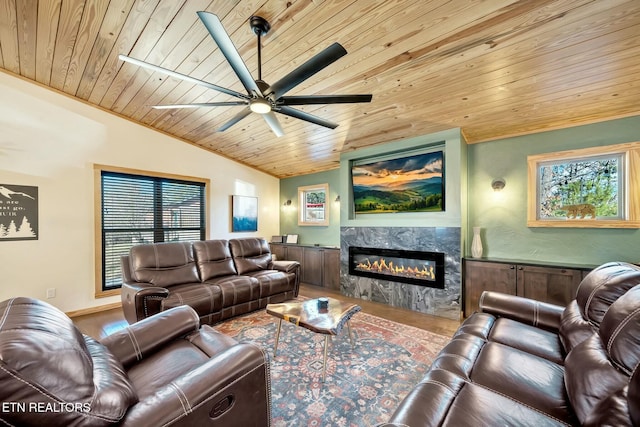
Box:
left=100, top=170, right=206, bottom=291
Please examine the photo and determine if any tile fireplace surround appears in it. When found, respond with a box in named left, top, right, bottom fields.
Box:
left=340, top=226, right=461, bottom=320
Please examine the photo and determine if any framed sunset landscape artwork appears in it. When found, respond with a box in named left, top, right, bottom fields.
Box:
left=351, top=150, right=445, bottom=214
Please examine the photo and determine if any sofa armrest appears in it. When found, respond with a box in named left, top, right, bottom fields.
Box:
left=121, top=343, right=271, bottom=427
left=101, top=306, right=200, bottom=368
left=270, top=259, right=300, bottom=273
left=121, top=282, right=169, bottom=324
left=479, top=291, right=564, bottom=332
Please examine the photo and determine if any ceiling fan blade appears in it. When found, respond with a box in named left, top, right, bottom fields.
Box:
left=152, top=101, right=247, bottom=109
left=276, top=106, right=338, bottom=129
left=279, top=94, right=372, bottom=105
left=197, top=11, right=261, bottom=96
left=217, top=107, right=252, bottom=132
left=268, top=42, right=347, bottom=99
left=262, top=112, right=284, bottom=137
left=118, top=54, right=248, bottom=100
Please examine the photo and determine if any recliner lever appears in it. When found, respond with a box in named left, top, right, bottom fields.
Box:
left=210, top=395, right=235, bottom=418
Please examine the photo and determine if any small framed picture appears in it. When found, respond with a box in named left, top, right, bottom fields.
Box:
left=232, top=195, right=258, bottom=232
left=286, top=234, right=298, bottom=244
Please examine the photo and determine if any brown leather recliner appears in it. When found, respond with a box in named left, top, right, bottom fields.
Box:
left=0, top=297, right=271, bottom=426
left=389, top=261, right=640, bottom=426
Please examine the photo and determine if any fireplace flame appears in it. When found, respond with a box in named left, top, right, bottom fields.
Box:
left=355, top=258, right=436, bottom=281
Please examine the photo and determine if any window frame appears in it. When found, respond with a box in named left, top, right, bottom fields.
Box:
left=297, top=183, right=329, bottom=226
left=526, top=141, right=640, bottom=228
left=94, top=165, right=210, bottom=298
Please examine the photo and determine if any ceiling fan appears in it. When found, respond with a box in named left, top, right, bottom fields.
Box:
left=119, top=11, right=372, bottom=137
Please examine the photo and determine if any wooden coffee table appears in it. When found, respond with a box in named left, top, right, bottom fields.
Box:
left=266, top=297, right=361, bottom=381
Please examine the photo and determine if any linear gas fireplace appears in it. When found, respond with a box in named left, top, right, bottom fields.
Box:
left=348, top=246, right=445, bottom=289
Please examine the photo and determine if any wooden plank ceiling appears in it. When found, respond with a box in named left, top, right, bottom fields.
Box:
left=0, top=0, right=639, bottom=178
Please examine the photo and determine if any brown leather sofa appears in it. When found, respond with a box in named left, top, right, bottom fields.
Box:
left=121, top=237, right=299, bottom=325
left=388, top=261, right=640, bottom=426
left=0, top=297, right=271, bottom=426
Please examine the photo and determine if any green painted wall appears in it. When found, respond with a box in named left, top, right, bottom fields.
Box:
left=280, top=169, right=341, bottom=246
left=467, top=115, right=640, bottom=265
left=280, top=116, right=640, bottom=265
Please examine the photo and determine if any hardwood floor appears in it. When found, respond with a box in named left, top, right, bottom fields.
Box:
left=72, top=283, right=461, bottom=340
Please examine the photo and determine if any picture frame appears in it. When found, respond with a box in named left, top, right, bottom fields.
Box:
left=0, top=184, right=38, bottom=241
left=527, top=142, right=640, bottom=228
left=231, top=195, right=258, bottom=232
left=286, top=234, right=298, bottom=244
left=298, top=183, right=329, bottom=226
left=351, top=149, right=444, bottom=214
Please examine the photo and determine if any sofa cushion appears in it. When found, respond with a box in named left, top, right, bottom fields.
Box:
left=438, top=331, right=570, bottom=421
left=628, top=361, right=640, bottom=426
left=564, top=285, right=640, bottom=424
left=575, top=261, right=640, bottom=326
left=206, top=275, right=262, bottom=308
left=243, top=269, right=296, bottom=297
left=470, top=342, right=570, bottom=421
left=564, top=334, right=628, bottom=424
left=392, top=369, right=568, bottom=427
left=0, top=298, right=137, bottom=426
left=455, top=311, right=564, bottom=364
left=429, top=334, right=485, bottom=378
left=560, top=262, right=640, bottom=352
left=486, top=317, right=565, bottom=364
left=229, top=238, right=272, bottom=274
left=193, top=240, right=238, bottom=280
left=129, top=241, right=199, bottom=287
left=160, top=283, right=222, bottom=316
left=598, top=284, right=640, bottom=373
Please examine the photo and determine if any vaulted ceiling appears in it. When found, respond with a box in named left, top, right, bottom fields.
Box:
left=1, top=0, right=639, bottom=178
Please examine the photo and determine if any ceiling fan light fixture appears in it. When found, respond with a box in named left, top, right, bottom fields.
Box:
left=249, top=98, right=272, bottom=114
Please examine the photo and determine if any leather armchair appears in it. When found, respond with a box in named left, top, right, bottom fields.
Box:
left=0, top=297, right=271, bottom=426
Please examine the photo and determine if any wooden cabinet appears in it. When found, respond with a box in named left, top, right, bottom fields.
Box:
left=270, top=243, right=286, bottom=260
left=515, top=264, right=583, bottom=307
left=303, top=248, right=323, bottom=286
left=270, top=243, right=340, bottom=290
left=463, top=261, right=516, bottom=317
left=463, top=259, right=591, bottom=317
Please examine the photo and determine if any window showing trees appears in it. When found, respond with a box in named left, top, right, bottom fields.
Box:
left=298, top=183, right=329, bottom=226
left=537, top=154, right=623, bottom=220
left=97, top=168, right=207, bottom=293
left=527, top=142, right=640, bottom=228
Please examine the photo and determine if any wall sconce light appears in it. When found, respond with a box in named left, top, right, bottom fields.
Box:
left=491, top=178, right=506, bottom=192
left=334, top=195, right=340, bottom=202
left=283, top=199, right=292, bottom=206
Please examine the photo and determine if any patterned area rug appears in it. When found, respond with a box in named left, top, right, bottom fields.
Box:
left=214, top=304, right=450, bottom=426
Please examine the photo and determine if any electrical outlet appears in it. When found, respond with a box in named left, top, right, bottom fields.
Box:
left=46, top=288, right=56, bottom=299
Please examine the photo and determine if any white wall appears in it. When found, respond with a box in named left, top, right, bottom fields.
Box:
left=0, top=71, right=280, bottom=313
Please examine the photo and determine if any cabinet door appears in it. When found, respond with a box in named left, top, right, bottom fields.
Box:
left=463, top=260, right=517, bottom=317
left=303, top=248, right=324, bottom=286
left=517, top=265, right=582, bottom=307
left=286, top=245, right=304, bottom=265
left=269, top=243, right=286, bottom=261
left=323, top=249, right=341, bottom=290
